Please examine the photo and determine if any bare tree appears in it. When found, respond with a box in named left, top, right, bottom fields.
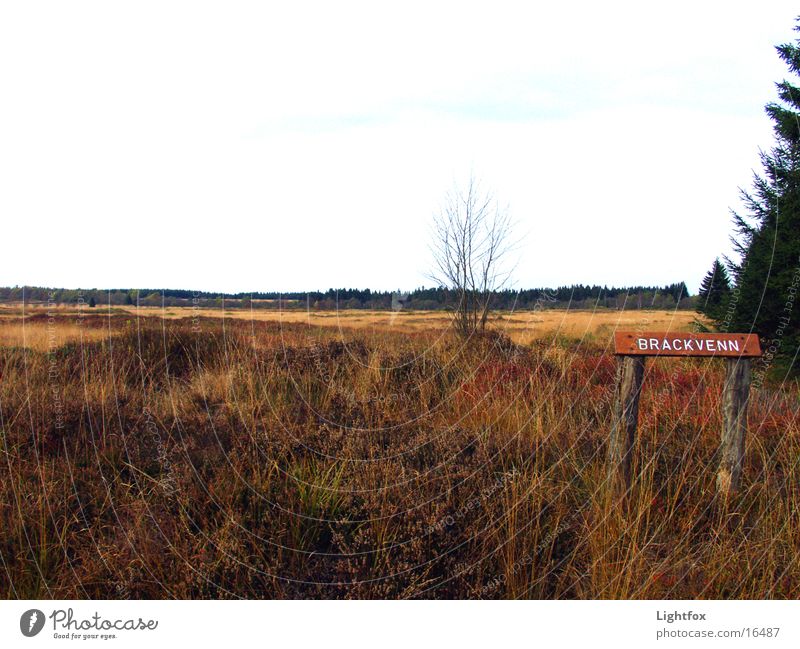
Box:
left=429, top=175, right=516, bottom=337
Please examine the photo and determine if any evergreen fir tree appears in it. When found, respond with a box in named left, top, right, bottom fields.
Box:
left=724, top=19, right=800, bottom=375
left=697, top=258, right=731, bottom=324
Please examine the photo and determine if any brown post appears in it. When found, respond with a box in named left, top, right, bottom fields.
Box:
left=608, top=355, right=646, bottom=491
left=717, top=357, right=751, bottom=496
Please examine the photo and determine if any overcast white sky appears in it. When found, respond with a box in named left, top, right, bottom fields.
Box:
left=1, top=2, right=798, bottom=294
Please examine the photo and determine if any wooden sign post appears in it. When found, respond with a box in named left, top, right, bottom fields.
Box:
left=609, top=332, right=762, bottom=496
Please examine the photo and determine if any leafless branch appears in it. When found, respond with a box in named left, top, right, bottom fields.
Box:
left=428, top=174, right=518, bottom=337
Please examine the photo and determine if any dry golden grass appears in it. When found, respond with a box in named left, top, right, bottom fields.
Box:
left=0, top=322, right=111, bottom=351
left=121, top=306, right=702, bottom=343
left=0, top=312, right=797, bottom=599
left=0, top=304, right=703, bottom=348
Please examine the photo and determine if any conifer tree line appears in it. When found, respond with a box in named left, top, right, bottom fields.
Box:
left=0, top=282, right=693, bottom=311
left=697, top=18, right=800, bottom=377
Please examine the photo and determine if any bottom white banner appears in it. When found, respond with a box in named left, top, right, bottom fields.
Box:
left=0, top=600, right=796, bottom=648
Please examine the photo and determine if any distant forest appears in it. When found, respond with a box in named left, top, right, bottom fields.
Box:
left=2, top=283, right=695, bottom=311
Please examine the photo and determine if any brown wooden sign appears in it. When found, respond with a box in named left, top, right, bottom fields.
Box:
left=609, top=330, right=761, bottom=496
left=614, top=331, right=762, bottom=357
